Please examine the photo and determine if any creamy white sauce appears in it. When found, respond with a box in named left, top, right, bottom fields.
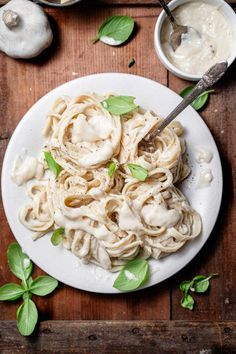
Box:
left=88, top=188, right=105, bottom=199
left=141, top=204, right=180, bottom=228
left=118, top=202, right=143, bottom=231
left=195, top=147, right=213, bottom=164
left=100, top=36, right=122, bottom=46
left=124, top=270, right=138, bottom=281
left=161, top=2, right=234, bottom=75
left=54, top=209, right=117, bottom=242
left=197, top=168, right=213, bottom=188
left=78, top=141, right=114, bottom=167
left=71, top=114, right=113, bottom=143
left=11, top=152, right=44, bottom=186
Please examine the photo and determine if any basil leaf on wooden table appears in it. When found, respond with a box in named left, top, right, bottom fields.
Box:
left=0, top=283, right=25, bottom=301
left=181, top=294, right=194, bottom=310
left=94, top=16, right=134, bottom=46
left=101, top=96, right=138, bottom=115
left=16, top=298, right=38, bottom=336
left=7, top=243, right=32, bottom=285
left=51, top=227, right=65, bottom=246
left=128, top=57, right=135, bottom=68
left=113, top=259, right=149, bottom=291
left=180, top=86, right=214, bottom=111
left=128, top=163, right=148, bottom=181
left=29, top=276, right=58, bottom=296
left=44, top=151, right=62, bottom=178
left=179, top=280, right=191, bottom=294
left=108, top=161, right=117, bottom=177
left=191, top=273, right=218, bottom=293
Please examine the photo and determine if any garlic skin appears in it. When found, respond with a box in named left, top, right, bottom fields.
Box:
left=0, top=0, right=53, bottom=59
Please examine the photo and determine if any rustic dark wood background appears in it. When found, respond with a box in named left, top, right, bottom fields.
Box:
left=0, top=0, right=236, bottom=352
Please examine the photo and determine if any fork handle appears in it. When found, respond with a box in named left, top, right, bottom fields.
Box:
left=155, top=62, right=228, bottom=135
left=158, top=0, right=176, bottom=26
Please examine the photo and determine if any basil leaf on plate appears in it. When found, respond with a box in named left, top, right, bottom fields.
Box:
left=128, top=57, right=135, bottom=68
left=51, top=227, right=65, bottom=246
left=0, top=283, right=25, bottom=301
left=7, top=243, right=33, bottom=284
left=113, top=259, right=149, bottom=291
left=94, top=15, right=134, bottom=46
left=180, top=86, right=214, bottom=111
left=16, top=299, right=38, bottom=336
left=44, top=151, right=62, bottom=178
left=181, top=294, right=194, bottom=310
left=128, top=163, right=148, bottom=181
left=108, top=161, right=117, bottom=177
left=29, top=276, right=58, bottom=296
left=101, top=96, right=137, bottom=115
left=191, top=273, right=218, bottom=293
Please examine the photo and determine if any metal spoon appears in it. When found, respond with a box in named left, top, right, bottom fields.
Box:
left=148, top=61, right=228, bottom=140
left=158, top=0, right=199, bottom=51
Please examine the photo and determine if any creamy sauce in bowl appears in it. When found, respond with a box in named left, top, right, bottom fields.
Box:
left=161, top=1, right=234, bottom=75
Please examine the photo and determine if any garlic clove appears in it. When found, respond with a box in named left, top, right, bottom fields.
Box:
left=0, top=0, right=53, bottom=59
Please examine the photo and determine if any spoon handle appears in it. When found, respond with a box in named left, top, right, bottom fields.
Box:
left=158, top=0, right=176, bottom=25
left=156, top=62, right=228, bottom=135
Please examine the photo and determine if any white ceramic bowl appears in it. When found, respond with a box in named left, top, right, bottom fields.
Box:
left=154, top=0, right=236, bottom=81
left=37, top=0, right=82, bottom=7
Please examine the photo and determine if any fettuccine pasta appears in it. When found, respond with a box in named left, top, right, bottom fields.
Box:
left=13, top=93, right=201, bottom=271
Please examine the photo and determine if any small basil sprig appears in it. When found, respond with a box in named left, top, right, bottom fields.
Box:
left=128, top=57, right=135, bottom=68
left=0, top=243, right=58, bottom=336
left=51, top=227, right=65, bottom=246
left=101, top=96, right=138, bottom=115
left=108, top=161, right=117, bottom=177
left=180, top=273, right=218, bottom=311
left=128, top=163, right=148, bottom=181
left=113, top=259, right=149, bottom=291
left=44, top=151, right=62, bottom=178
left=93, top=15, right=134, bottom=46
left=180, top=86, right=215, bottom=111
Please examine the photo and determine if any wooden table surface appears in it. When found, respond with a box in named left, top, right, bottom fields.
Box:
left=0, top=1, right=236, bottom=352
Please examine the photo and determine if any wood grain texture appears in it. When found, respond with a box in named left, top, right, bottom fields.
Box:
left=0, top=6, right=170, bottom=322
left=168, top=62, right=236, bottom=321
left=0, top=0, right=236, bottom=335
left=0, top=320, right=236, bottom=353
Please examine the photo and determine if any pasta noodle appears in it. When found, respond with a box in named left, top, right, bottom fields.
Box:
left=14, top=93, right=202, bottom=271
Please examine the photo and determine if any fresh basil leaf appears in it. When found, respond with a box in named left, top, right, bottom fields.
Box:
left=128, top=57, right=135, bottom=68
left=94, top=16, right=134, bottom=46
left=29, top=276, right=58, bottom=296
left=113, top=259, right=149, bottom=291
left=16, top=299, right=38, bottom=336
left=7, top=243, right=33, bottom=284
left=180, top=86, right=214, bottom=111
left=0, top=283, right=25, bottom=301
left=51, top=228, right=64, bottom=246
left=44, top=151, right=62, bottom=178
left=179, top=280, right=191, bottom=294
left=181, top=294, right=194, bottom=310
left=128, top=163, right=148, bottom=181
left=191, top=273, right=218, bottom=293
left=23, top=292, right=32, bottom=300
left=108, top=161, right=117, bottom=177
left=101, top=96, right=137, bottom=115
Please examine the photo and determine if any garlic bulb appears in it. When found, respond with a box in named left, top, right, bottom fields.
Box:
left=0, top=0, right=53, bottom=59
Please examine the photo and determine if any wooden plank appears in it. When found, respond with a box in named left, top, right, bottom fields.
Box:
left=0, top=320, right=236, bottom=353
left=0, top=7, right=170, bottom=321
left=168, top=63, right=236, bottom=320
left=1, top=0, right=236, bottom=5
left=0, top=6, right=165, bottom=139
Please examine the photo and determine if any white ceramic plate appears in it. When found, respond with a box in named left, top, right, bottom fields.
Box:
left=1, top=73, right=222, bottom=294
